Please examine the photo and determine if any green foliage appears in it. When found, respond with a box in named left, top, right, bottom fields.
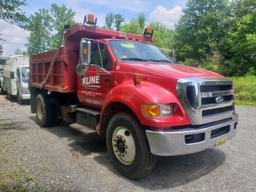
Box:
left=149, top=22, right=174, bottom=49
left=224, top=0, right=256, bottom=76
left=120, top=14, right=174, bottom=49
left=230, top=76, right=256, bottom=106
left=50, top=3, right=75, bottom=49
left=174, top=0, right=256, bottom=76
left=0, top=0, right=29, bottom=28
left=26, top=4, right=75, bottom=55
left=114, top=14, right=124, bottom=31
left=174, top=0, right=231, bottom=66
left=105, top=13, right=114, bottom=29
left=137, top=13, right=145, bottom=29
left=120, top=18, right=143, bottom=34
left=26, top=9, right=52, bottom=55
left=104, top=13, right=124, bottom=31
left=0, top=44, right=3, bottom=56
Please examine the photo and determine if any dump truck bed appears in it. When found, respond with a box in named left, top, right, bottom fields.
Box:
left=29, top=48, right=78, bottom=93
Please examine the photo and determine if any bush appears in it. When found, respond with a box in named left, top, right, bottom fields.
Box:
left=230, top=75, right=256, bottom=106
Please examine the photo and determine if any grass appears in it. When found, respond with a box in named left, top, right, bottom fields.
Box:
left=230, top=75, right=256, bottom=106
left=0, top=136, right=35, bottom=192
left=0, top=170, right=29, bottom=192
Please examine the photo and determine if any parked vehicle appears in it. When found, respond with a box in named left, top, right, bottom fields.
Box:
left=29, top=14, right=238, bottom=179
left=2, top=55, right=30, bottom=102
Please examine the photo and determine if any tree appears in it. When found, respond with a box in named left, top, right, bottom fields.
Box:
left=149, top=22, right=174, bottom=49
left=137, top=13, right=145, bottom=29
left=114, top=14, right=124, bottom=31
left=120, top=14, right=144, bottom=34
left=121, top=15, right=174, bottom=50
left=174, top=0, right=231, bottom=67
left=26, top=9, right=52, bottom=55
left=14, top=48, right=27, bottom=55
left=26, top=4, right=75, bottom=55
left=105, top=13, right=114, bottom=29
left=50, top=3, right=75, bottom=49
left=223, top=0, right=256, bottom=75
left=0, top=0, right=29, bottom=28
left=0, top=45, right=3, bottom=56
left=121, top=18, right=142, bottom=34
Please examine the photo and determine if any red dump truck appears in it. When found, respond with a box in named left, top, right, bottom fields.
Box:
left=29, top=15, right=238, bottom=179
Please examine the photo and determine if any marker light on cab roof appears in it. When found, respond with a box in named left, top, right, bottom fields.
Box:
left=144, top=27, right=154, bottom=37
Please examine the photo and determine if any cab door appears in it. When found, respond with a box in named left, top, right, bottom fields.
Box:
left=77, top=41, right=114, bottom=108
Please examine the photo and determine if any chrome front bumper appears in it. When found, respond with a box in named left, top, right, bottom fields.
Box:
left=146, top=113, right=238, bottom=156
left=20, top=93, right=30, bottom=100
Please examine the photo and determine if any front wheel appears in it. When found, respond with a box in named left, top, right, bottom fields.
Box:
left=106, top=113, right=157, bottom=179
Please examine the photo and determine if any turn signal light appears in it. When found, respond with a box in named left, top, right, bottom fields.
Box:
left=142, top=104, right=172, bottom=118
left=142, top=105, right=161, bottom=118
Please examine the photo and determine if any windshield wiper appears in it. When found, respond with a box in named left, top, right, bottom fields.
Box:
left=148, top=59, right=172, bottom=63
left=121, top=58, right=149, bottom=62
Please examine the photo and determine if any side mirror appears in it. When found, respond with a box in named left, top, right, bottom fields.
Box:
left=80, top=38, right=91, bottom=66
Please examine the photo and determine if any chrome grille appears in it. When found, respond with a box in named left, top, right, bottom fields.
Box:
left=177, top=78, right=235, bottom=125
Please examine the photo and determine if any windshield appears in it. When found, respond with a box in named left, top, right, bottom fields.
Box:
left=108, top=40, right=173, bottom=63
left=21, top=67, right=29, bottom=83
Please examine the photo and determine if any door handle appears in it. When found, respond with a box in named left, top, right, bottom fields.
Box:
left=102, top=75, right=112, bottom=83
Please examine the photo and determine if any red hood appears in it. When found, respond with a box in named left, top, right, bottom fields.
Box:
left=119, top=62, right=224, bottom=80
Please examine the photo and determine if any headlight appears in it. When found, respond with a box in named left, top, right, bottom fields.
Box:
left=141, top=104, right=172, bottom=118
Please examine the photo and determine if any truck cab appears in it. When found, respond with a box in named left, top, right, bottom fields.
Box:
left=3, top=56, right=30, bottom=101
left=29, top=15, right=238, bottom=179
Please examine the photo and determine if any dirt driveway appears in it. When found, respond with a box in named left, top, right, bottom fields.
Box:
left=0, top=95, right=255, bottom=191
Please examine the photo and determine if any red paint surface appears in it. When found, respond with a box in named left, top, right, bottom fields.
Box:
left=30, top=24, right=224, bottom=130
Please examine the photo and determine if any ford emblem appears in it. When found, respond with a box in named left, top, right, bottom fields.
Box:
left=215, top=96, right=225, bottom=104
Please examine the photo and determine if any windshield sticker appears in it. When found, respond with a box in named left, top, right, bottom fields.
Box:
left=121, top=43, right=135, bottom=49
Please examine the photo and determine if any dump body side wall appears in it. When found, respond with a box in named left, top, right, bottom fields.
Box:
left=29, top=48, right=78, bottom=93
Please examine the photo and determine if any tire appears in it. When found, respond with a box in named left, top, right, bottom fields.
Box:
left=35, top=93, right=60, bottom=127
left=17, top=91, right=23, bottom=104
left=6, top=91, right=12, bottom=100
left=0, top=88, right=5, bottom=95
left=106, top=113, right=157, bottom=179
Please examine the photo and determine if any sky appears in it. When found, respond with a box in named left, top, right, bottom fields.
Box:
left=0, top=0, right=187, bottom=56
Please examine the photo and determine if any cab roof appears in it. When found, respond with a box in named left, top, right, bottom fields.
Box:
left=64, top=24, right=153, bottom=45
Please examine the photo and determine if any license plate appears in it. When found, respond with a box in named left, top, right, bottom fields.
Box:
left=215, top=135, right=227, bottom=146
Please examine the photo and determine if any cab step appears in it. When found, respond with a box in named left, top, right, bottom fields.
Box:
left=76, top=107, right=100, bottom=129
left=76, top=107, right=100, bottom=116
left=69, top=123, right=96, bottom=134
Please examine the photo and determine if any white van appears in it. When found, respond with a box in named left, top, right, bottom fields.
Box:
left=2, top=56, right=30, bottom=102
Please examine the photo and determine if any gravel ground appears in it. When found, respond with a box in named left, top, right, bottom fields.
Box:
left=0, top=94, right=256, bottom=192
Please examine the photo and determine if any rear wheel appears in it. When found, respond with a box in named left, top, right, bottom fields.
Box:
left=106, top=113, right=157, bottom=179
left=17, top=91, right=23, bottom=104
left=35, top=93, right=60, bottom=127
left=6, top=91, right=12, bottom=100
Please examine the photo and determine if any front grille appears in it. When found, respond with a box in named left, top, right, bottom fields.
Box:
left=177, top=78, right=235, bottom=125
left=202, top=95, right=234, bottom=105
left=202, top=106, right=234, bottom=116
left=200, top=84, right=232, bottom=92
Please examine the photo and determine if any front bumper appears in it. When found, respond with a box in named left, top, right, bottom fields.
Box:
left=20, top=93, right=30, bottom=100
left=146, top=113, right=238, bottom=156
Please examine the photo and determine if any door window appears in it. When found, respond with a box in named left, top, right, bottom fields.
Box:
left=90, top=42, right=112, bottom=71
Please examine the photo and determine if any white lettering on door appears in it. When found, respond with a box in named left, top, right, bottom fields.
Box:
left=82, top=76, right=100, bottom=85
